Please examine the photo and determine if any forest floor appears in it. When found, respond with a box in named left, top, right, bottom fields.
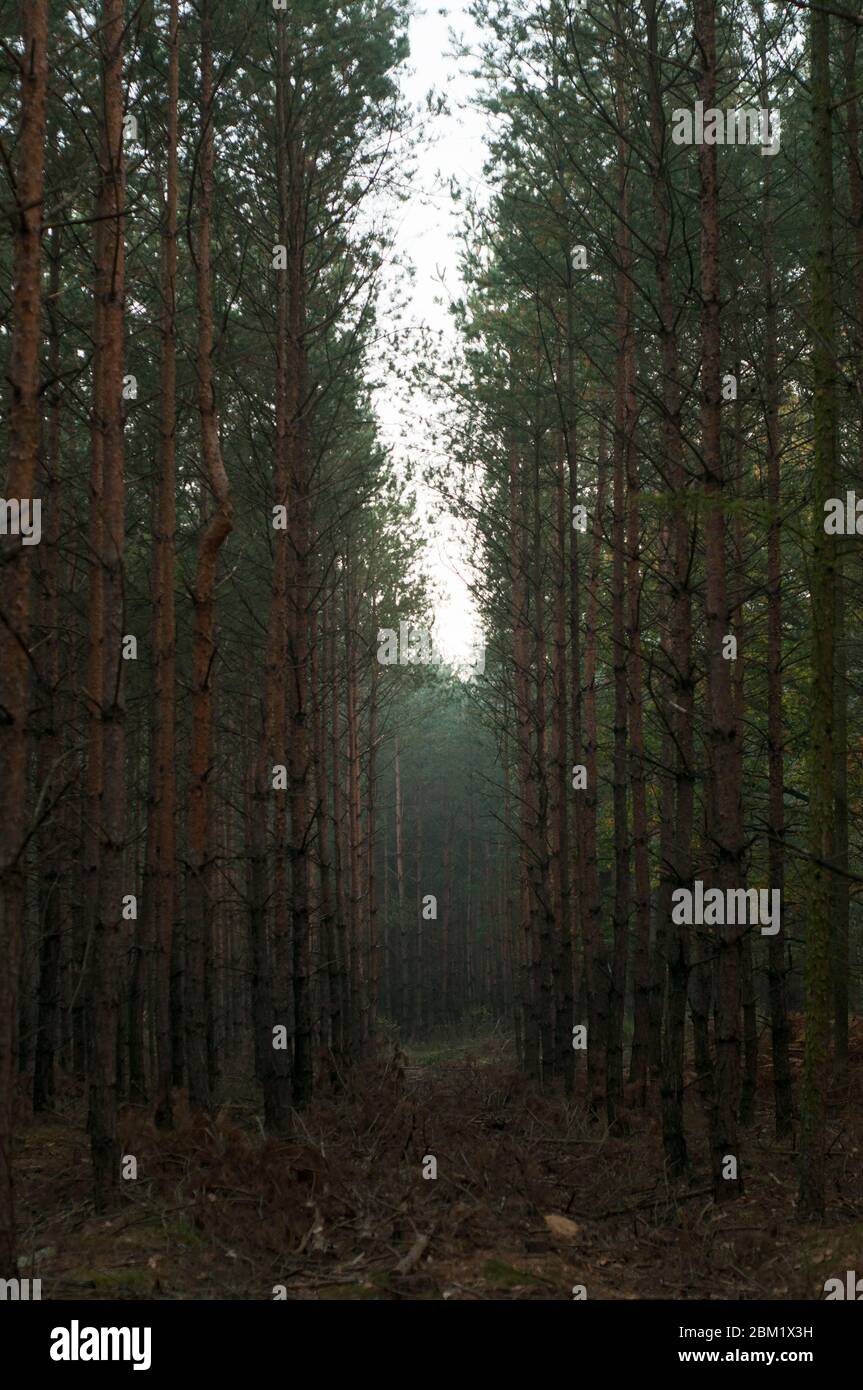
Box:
left=12, top=1019, right=863, bottom=1300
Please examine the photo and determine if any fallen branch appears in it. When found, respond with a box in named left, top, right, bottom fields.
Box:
left=395, top=1232, right=431, bottom=1276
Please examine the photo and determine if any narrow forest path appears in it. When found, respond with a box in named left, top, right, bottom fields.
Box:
left=12, top=1023, right=863, bottom=1301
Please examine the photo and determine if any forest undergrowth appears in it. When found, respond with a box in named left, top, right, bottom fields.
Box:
left=12, top=1020, right=863, bottom=1302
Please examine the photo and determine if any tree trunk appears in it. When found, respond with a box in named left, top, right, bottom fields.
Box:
left=345, top=573, right=364, bottom=1055
left=531, top=448, right=554, bottom=1084
left=315, top=596, right=337, bottom=1060
left=33, top=224, right=64, bottom=1115
left=259, top=14, right=292, bottom=1103
left=552, top=437, right=574, bottom=1094
left=0, top=0, right=49, bottom=1272
left=186, top=0, right=234, bottom=1114
left=626, top=375, right=650, bottom=1104
left=153, top=0, right=180, bottom=1129
left=511, top=444, right=541, bottom=1081
left=833, top=17, right=860, bottom=1092
left=644, top=0, right=691, bottom=1178
left=331, top=636, right=349, bottom=1059
left=366, top=632, right=379, bottom=1045
left=247, top=743, right=291, bottom=1132
left=799, top=0, right=837, bottom=1221
left=88, top=0, right=127, bottom=1212
left=608, top=61, right=633, bottom=1124
left=758, top=3, right=793, bottom=1140
left=581, top=417, right=609, bottom=1114
left=695, top=0, right=744, bottom=1202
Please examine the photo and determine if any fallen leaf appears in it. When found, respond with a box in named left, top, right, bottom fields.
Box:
left=544, top=1213, right=581, bottom=1240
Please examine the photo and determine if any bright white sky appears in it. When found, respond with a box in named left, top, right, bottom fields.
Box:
left=374, top=1, right=489, bottom=667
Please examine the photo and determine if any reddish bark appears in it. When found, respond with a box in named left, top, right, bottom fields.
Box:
left=153, top=0, right=180, bottom=1129
left=0, top=0, right=49, bottom=1271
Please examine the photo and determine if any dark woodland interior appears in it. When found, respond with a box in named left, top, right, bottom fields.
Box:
left=1, top=0, right=862, bottom=1323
